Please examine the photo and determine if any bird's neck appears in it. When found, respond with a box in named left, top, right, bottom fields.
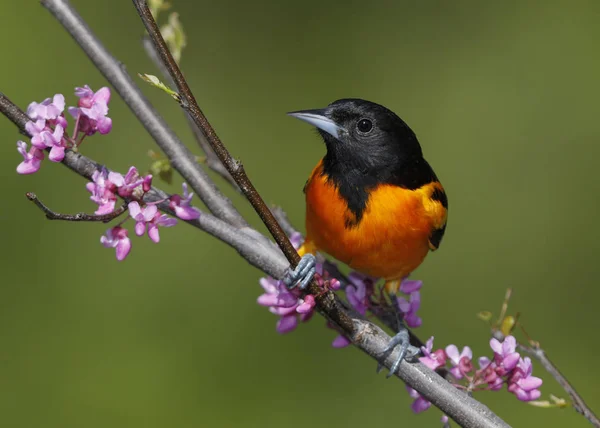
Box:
left=319, top=153, right=438, bottom=227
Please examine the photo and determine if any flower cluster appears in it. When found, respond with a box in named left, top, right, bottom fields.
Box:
left=257, top=233, right=544, bottom=423
left=257, top=233, right=331, bottom=333
left=90, top=169, right=200, bottom=261
left=406, top=335, right=543, bottom=417
left=257, top=233, right=422, bottom=344
left=17, top=87, right=202, bottom=262
left=17, top=86, right=113, bottom=174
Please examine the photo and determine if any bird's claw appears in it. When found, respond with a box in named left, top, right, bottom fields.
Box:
left=283, top=254, right=316, bottom=290
left=377, top=328, right=421, bottom=378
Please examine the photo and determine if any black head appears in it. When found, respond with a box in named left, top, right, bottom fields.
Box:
left=289, top=99, right=438, bottom=225
left=288, top=99, right=423, bottom=175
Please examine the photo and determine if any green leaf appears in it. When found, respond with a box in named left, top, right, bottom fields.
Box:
left=138, top=73, right=180, bottom=101
left=160, top=12, right=186, bottom=64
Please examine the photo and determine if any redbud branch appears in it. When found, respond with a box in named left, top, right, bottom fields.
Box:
left=19, top=1, right=510, bottom=425
left=0, top=92, right=287, bottom=279
left=493, top=330, right=600, bottom=427
left=40, top=0, right=247, bottom=229
left=141, top=36, right=240, bottom=192
left=26, top=192, right=127, bottom=222
left=131, top=2, right=509, bottom=427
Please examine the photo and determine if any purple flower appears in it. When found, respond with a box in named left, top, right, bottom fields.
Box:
left=397, top=290, right=422, bottom=328
left=110, top=166, right=152, bottom=199
left=296, top=294, right=316, bottom=314
left=345, top=272, right=372, bottom=315
left=41, top=124, right=66, bottom=162
left=420, top=337, right=446, bottom=370
left=331, top=335, right=351, bottom=348
left=400, top=279, right=422, bottom=293
left=16, top=141, right=44, bottom=174
left=128, top=202, right=177, bottom=243
left=148, top=212, right=177, bottom=243
left=129, top=202, right=158, bottom=236
left=26, top=94, right=65, bottom=121
left=257, top=275, right=315, bottom=334
left=490, top=336, right=520, bottom=375
left=25, top=119, right=48, bottom=149
left=86, top=168, right=118, bottom=215
left=169, top=183, right=201, bottom=220
left=477, top=357, right=504, bottom=391
left=406, top=386, right=431, bottom=413
left=508, top=357, right=543, bottom=401
left=101, top=226, right=131, bottom=261
left=445, top=344, right=473, bottom=379
left=69, top=85, right=112, bottom=135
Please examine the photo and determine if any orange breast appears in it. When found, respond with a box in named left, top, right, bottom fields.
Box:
left=303, top=161, right=446, bottom=280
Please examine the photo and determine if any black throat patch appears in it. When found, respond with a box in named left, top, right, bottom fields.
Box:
left=320, top=155, right=439, bottom=228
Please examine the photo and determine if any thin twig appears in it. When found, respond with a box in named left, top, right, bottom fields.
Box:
left=27, top=192, right=127, bottom=222
left=1, top=92, right=286, bottom=278
left=4, top=84, right=505, bottom=428
left=493, top=330, right=600, bottom=427
left=130, top=2, right=510, bottom=427
left=131, top=0, right=302, bottom=270
left=40, top=0, right=246, bottom=228
left=9, top=1, right=512, bottom=425
left=141, top=36, right=240, bottom=191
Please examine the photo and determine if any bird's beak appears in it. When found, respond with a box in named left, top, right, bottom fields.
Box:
left=287, top=109, right=344, bottom=140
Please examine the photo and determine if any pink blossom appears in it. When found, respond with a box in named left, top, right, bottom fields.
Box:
left=345, top=272, right=372, bottom=315
left=111, top=166, right=152, bottom=198
left=420, top=337, right=446, bottom=370
left=69, top=85, right=112, bottom=135
left=25, top=119, right=48, bottom=149
left=100, top=226, right=131, bottom=261
left=257, top=275, right=315, bottom=334
left=478, top=357, right=504, bottom=391
left=397, top=290, right=422, bottom=328
left=16, top=141, right=44, bottom=174
left=169, top=183, right=201, bottom=220
left=26, top=94, right=65, bottom=120
left=41, top=124, right=66, bottom=162
left=445, top=345, right=473, bottom=379
left=147, top=212, right=177, bottom=243
left=331, top=335, right=351, bottom=348
left=86, top=168, right=118, bottom=215
left=129, top=202, right=158, bottom=236
left=490, top=335, right=520, bottom=375
left=508, top=357, right=543, bottom=401
left=296, top=294, right=316, bottom=314
left=406, top=386, right=431, bottom=413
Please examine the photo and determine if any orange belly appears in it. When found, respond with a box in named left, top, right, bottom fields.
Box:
left=303, top=162, right=443, bottom=280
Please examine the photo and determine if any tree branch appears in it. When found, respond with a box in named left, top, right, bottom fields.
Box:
left=0, top=92, right=286, bottom=279
left=141, top=36, right=240, bottom=191
left=5, top=0, right=512, bottom=425
left=131, top=1, right=508, bottom=426
left=4, top=92, right=508, bottom=428
left=26, top=192, right=127, bottom=222
left=40, top=0, right=246, bottom=228
left=493, top=330, right=600, bottom=427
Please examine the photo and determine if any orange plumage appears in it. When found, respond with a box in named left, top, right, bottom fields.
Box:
left=289, top=99, right=447, bottom=295
left=300, top=161, right=446, bottom=294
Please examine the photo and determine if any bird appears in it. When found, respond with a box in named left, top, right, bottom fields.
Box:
left=284, top=98, right=448, bottom=375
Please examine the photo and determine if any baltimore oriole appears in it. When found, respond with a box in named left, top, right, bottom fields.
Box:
left=284, top=98, right=448, bottom=373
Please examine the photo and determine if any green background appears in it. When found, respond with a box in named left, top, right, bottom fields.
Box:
left=1, top=0, right=599, bottom=427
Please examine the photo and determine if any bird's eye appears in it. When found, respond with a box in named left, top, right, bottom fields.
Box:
left=357, top=118, right=373, bottom=133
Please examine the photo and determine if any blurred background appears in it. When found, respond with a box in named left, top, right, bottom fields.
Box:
left=1, top=0, right=599, bottom=426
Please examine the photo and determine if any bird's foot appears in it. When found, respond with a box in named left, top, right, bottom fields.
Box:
left=283, top=254, right=316, bottom=290
left=377, top=321, right=420, bottom=377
